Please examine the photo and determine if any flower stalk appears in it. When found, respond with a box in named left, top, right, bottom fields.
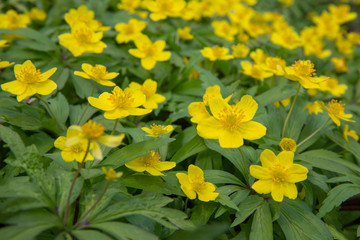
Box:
left=77, top=82, right=96, bottom=125
left=282, top=83, right=301, bottom=138
left=297, top=118, right=331, bottom=148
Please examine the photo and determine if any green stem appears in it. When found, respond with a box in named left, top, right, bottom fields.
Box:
left=37, top=94, right=62, bottom=131
left=74, top=181, right=110, bottom=228
left=238, top=147, right=249, bottom=175
left=297, top=118, right=331, bottom=148
left=184, top=197, right=189, bottom=213
left=281, top=83, right=301, bottom=138
left=77, top=82, right=96, bottom=125
left=63, top=140, right=90, bottom=227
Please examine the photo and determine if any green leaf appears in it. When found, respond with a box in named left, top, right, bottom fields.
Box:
left=169, top=223, right=228, bottom=240
left=249, top=202, right=273, bottom=240
left=171, top=135, right=207, bottom=163
left=46, top=93, right=69, bottom=124
left=0, top=125, right=26, bottom=161
left=277, top=200, right=332, bottom=240
left=231, top=195, right=264, bottom=227
left=71, top=230, right=113, bottom=240
left=195, top=66, right=232, bottom=97
left=0, top=223, right=57, bottom=240
left=190, top=201, right=218, bottom=225
left=69, top=104, right=98, bottom=125
left=215, top=189, right=250, bottom=218
left=89, top=222, right=158, bottom=240
left=318, top=183, right=360, bottom=218
left=255, top=85, right=297, bottom=106
left=326, top=130, right=360, bottom=161
left=204, top=170, right=245, bottom=186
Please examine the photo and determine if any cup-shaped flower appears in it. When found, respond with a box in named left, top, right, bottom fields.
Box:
left=201, top=46, right=233, bottom=61
left=58, top=22, right=107, bottom=57
left=241, top=61, right=273, bottom=81
left=176, top=164, right=219, bottom=202
left=284, top=60, right=328, bottom=89
left=196, top=95, right=266, bottom=148
left=142, top=123, right=173, bottom=137
left=319, top=99, right=354, bottom=126
left=0, top=10, right=30, bottom=30
left=65, top=5, right=109, bottom=32
left=318, top=77, right=347, bottom=97
left=212, top=20, right=238, bottom=42
left=125, top=150, right=176, bottom=176
left=102, top=167, right=123, bottom=181
left=1, top=60, right=57, bottom=102
left=88, top=86, right=152, bottom=119
left=54, top=129, right=94, bottom=162
left=65, top=120, right=125, bottom=160
left=145, top=0, right=186, bottom=21
left=231, top=43, right=249, bottom=58
left=304, top=101, right=323, bottom=115
left=0, top=59, right=14, bottom=69
left=177, top=27, right=194, bottom=40
left=279, top=138, right=296, bottom=152
left=260, top=57, right=286, bottom=76
left=331, top=57, right=348, bottom=73
left=74, top=64, right=119, bottom=86
left=27, top=8, right=47, bottom=21
left=128, top=36, right=171, bottom=70
left=250, top=150, right=308, bottom=202
left=343, top=124, right=359, bottom=143
left=115, top=18, right=147, bottom=44
left=129, top=79, right=165, bottom=109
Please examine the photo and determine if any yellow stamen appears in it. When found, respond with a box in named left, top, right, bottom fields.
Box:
left=81, top=120, right=105, bottom=139
left=292, top=60, right=316, bottom=77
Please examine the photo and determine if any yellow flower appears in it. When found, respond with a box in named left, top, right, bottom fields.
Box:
left=0, top=59, right=14, bottom=69
left=1, top=60, right=57, bottom=102
left=260, top=57, right=286, bottom=76
left=0, top=40, right=9, bottom=47
left=177, top=27, right=194, bottom=40
left=74, top=64, right=119, bottom=86
left=271, top=28, right=301, bottom=50
left=279, top=138, right=296, bottom=152
left=212, top=20, right=238, bottom=42
left=88, top=86, right=152, bottom=119
left=250, top=150, right=308, bottom=202
left=304, top=101, right=323, bottom=115
left=117, top=0, right=142, bottom=14
left=343, top=124, right=359, bottom=143
left=284, top=60, right=328, bottom=89
left=278, top=0, right=294, bottom=6
left=126, top=150, right=176, bottom=176
left=145, top=0, right=186, bottom=21
left=250, top=49, right=269, bottom=64
left=241, top=61, right=273, bottom=81
left=319, top=77, right=347, bottom=97
left=115, top=18, right=147, bottom=44
left=319, top=99, right=355, bottom=126
left=27, top=8, right=47, bottom=21
left=176, top=164, right=219, bottom=202
left=0, top=10, right=30, bottom=30
left=231, top=44, right=249, bottom=58
left=64, top=5, right=109, bottom=32
left=129, top=79, right=166, bottom=109
left=331, top=57, right=348, bottom=73
left=65, top=120, right=125, bottom=160
left=347, top=32, right=360, bottom=45
left=102, top=167, right=123, bottom=181
left=188, top=85, right=231, bottom=123
left=196, top=95, right=266, bottom=148
left=58, top=22, right=107, bottom=57
left=336, top=36, right=354, bottom=55
left=54, top=129, right=94, bottom=162
left=312, top=12, right=340, bottom=41
left=128, top=36, right=171, bottom=70
left=274, top=97, right=291, bottom=108
left=201, top=46, right=233, bottom=61
left=329, top=4, right=357, bottom=24
left=142, top=123, right=173, bottom=137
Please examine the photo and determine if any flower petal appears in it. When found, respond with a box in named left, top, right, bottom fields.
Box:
left=283, top=182, right=298, bottom=199
left=98, top=134, right=125, bottom=147
left=188, top=164, right=204, bottom=182
left=237, top=121, right=266, bottom=140
left=155, top=161, right=176, bottom=171
left=39, top=67, right=57, bottom=82
left=197, top=182, right=219, bottom=202
left=277, top=151, right=294, bottom=166
left=251, top=179, right=273, bottom=194
left=260, top=149, right=276, bottom=168
left=271, top=182, right=284, bottom=202
left=208, top=97, right=230, bottom=119
left=249, top=165, right=270, bottom=180
left=196, top=117, right=223, bottom=139
left=287, top=164, right=308, bottom=183
left=219, top=129, right=244, bottom=148
left=235, top=95, right=258, bottom=122
left=32, top=80, right=57, bottom=95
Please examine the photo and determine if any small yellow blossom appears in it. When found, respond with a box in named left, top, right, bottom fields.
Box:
left=343, top=124, right=359, bottom=143
left=102, top=167, right=123, bottom=181
left=250, top=149, right=308, bottom=202
left=126, top=150, right=176, bottom=176
left=0, top=59, right=14, bottom=69
left=336, top=36, right=354, bottom=55
left=241, top=61, right=273, bottom=81
left=196, top=95, right=266, bottom=148
left=0, top=40, right=9, bottom=47
left=115, top=18, right=147, bottom=44
left=1, top=60, right=57, bottom=102
left=347, top=32, right=360, bottom=45
left=212, top=20, right=238, bottom=42
left=201, top=46, right=233, bottom=61
left=284, top=60, right=328, bottom=89
left=329, top=4, right=357, bottom=24
left=278, top=0, right=294, bottom=6
left=0, top=10, right=30, bottom=30
left=64, top=5, right=109, bottom=32
left=279, top=138, right=296, bottom=152
left=304, top=101, right=323, bottom=115
left=129, top=79, right=165, bottom=109
left=142, top=123, right=173, bottom=137
left=271, top=28, right=301, bottom=50
left=27, top=8, right=47, bottom=21
left=250, top=49, right=269, bottom=64
left=65, top=120, right=125, bottom=160
left=177, top=27, right=194, bottom=40
left=74, top=64, right=119, bottom=86
left=319, top=99, right=355, bottom=126
left=331, top=57, right=348, bottom=73
left=313, top=12, right=340, bottom=41
left=128, top=36, right=171, bottom=70
left=231, top=44, right=249, bottom=58
left=260, top=57, right=286, bottom=76
left=54, top=129, right=94, bottom=162
left=274, top=97, right=291, bottom=108
left=176, top=164, right=219, bottom=202
left=319, top=77, right=347, bottom=97
left=117, top=0, right=148, bottom=18
left=145, top=0, right=186, bottom=21
left=58, top=22, right=107, bottom=57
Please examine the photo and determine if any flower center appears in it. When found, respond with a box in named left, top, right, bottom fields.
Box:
left=191, top=176, right=206, bottom=192
left=279, top=138, right=296, bottom=152
left=250, top=66, right=263, bottom=78
left=158, top=0, right=172, bottom=11
left=70, top=144, right=83, bottom=153
left=143, top=151, right=161, bottom=167
left=73, top=26, right=93, bottom=44
left=150, top=124, right=167, bottom=136
left=16, top=67, right=41, bottom=83
left=108, top=88, right=135, bottom=108
left=212, top=46, right=225, bottom=58
left=329, top=99, right=344, bottom=115
left=141, top=85, right=154, bottom=97
left=91, top=64, right=108, bottom=79
left=123, top=24, right=134, bottom=35
left=292, top=60, right=316, bottom=77
left=81, top=120, right=105, bottom=139
left=143, top=43, right=157, bottom=57
left=267, top=57, right=285, bottom=70
left=269, top=164, right=288, bottom=183
left=218, top=106, right=244, bottom=132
